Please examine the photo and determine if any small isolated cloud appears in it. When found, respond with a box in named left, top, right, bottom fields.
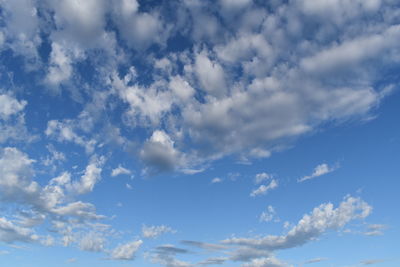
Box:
left=142, top=225, right=176, bottom=239
left=304, top=257, right=328, bottom=264
left=211, top=177, right=223, bottom=184
left=361, top=259, right=385, bottom=265
left=364, top=224, right=387, bottom=236
left=66, top=258, right=77, bottom=263
left=126, top=183, right=133, bottom=190
left=255, top=172, right=272, bottom=184
left=250, top=180, right=278, bottom=197
left=110, top=240, right=143, bottom=260
left=259, top=205, right=278, bottom=223
left=298, top=163, right=338, bottom=182
left=111, top=165, right=131, bottom=177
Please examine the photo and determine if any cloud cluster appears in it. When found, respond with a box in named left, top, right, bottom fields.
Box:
left=1, top=0, right=397, bottom=172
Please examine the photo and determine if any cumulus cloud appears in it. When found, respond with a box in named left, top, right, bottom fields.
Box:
left=0, top=93, right=32, bottom=144
left=0, top=94, right=27, bottom=120
left=0, top=147, right=39, bottom=203
left=110, top=240, right=143, bottom=260
left=140, top=130, right=183, bottom=172
left=250, top=180, right=278, bottom=197
left=68, top=156, right=105, bottom=195
left=298, top=163, right=337, bottom=183
left=0, top=217, right=38, bottom=243
left=142, top=225, right=176, bottom=239
left=0, top=0, right=393, bottom=172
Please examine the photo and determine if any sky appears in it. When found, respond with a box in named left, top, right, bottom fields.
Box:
left=0, top=0, right=399, bottom=266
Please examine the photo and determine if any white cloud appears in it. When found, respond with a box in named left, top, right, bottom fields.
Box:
left=364, top=224, right=386, bottom=236
left=142, top=225, right=176, bottom=239
left=304, top=257, right=328, bottom=264
left=223, top=196, right=372, bottom=251
left=255, top=173, right=272, bottom=184
left=298, top=163, right=337, bottom=182
left=110, top=239, right=143, bottom=260
left=250, top=180, right=278, bottom=197
left=211, top=177, right=223, bottom=184
left=140, top=130, right=182, bottom=172
left=0, top=94, right=27, bottom=120
left=51, top=201, right=105, bottom=221
left=45, top=119, right=97, bottom=153
left=259, top=206, right=278, bottom=223
left=242, top=256, right=289, bottom=267
left=79, top=232, right=105, bottom=252
left=194, top=50, right=227, bottom=98
left=0, top=217, right=38, bottom=243
left=0, top=147, right=40, bottom=203
left=111, top=165, right=131, bottom=177
left=68, top=156, right=104, bottom=195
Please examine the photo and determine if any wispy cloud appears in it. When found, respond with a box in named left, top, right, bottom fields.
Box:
left=298, top=163, right=338, bottom=182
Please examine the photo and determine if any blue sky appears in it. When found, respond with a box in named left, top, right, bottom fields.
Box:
left=0, top=0, right=399, bottom=266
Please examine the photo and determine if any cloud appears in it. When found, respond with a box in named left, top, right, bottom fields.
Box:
left=360, top=259, right=385, bottom=265
left=0, top=94, right=32, bottom=144
left=181, top=240, right=227, bottom=251
left=0, top=147, right=39, bottom=203
left=364, top=224, right=387, bottom=236
left=79, top=232, right=105, bottom=252
left=110, top=239, right=143, bottom=260
left=250, top=180, right=278, bottom=197
left=303, top=257, right=328, bottom=264
left=223, top=196, right=372, bottom=251
left=298, top=163, right=337, bottom=183
left=242, top=256, right=289, bottom=267
left=259, top=206, right=278, bottom=223
left=142, top=225, right=176, bottom=239
left=147, top=244, right=193, bottom=267
left=0, top=94, right=27, bottom=120
left=68, top=156, right=105, bottom=195
left=140, top=130, right=182, bottom=172
left=211, top=177, right=223, bottom=184
left=51, top=201, right=105, bottom=221
left=255, top=173, right=272, bottom=184
left=0, top=217, right=38, bottom=243
left=111, top=165, right=131, bottom=177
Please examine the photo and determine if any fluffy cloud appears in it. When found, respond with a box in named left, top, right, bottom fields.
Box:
left=1, top=0, right=395, bottom=172
left=0, top=94, right=27, bottom=120
left=250, top=180, right=278, bottom=197
left=110, top=239, right=143, bottom=260
left=0, top=94, right=32, bottom=144
left=0, top=147, right=39, bottom=203
left=259, top=206, right=278, bottom=223
left=140, top=130, right=183, bottom=172
left=142, top=225, right=176, bottom=239
left=255, top=173, right=272, bottom=184
left=68, top=156, right=104, bottom=195
left=0, top=217, right=38, bottom=243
